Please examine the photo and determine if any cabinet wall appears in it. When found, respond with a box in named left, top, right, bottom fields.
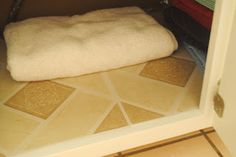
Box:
left=0, top=0, right=160, bottom=30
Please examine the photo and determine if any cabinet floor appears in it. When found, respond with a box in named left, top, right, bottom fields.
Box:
left=0, top=39, right=203, bottom=156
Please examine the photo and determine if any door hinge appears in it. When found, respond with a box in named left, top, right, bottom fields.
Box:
left=213, top=80, right=225, bottom=118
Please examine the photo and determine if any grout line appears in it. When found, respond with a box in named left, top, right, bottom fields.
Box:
left=107, top=70, right=190, bottom=116
left=203, top=130, right=216, bottom=134
left=76, top=86, right=114, bottom=101
left=167, top=67, right=200, bottom=115
left=101, top=72, right=132, bottom=126
left=136, top=63, right=146, bottom=74
left=1, top=105, right=44, bottom=123
left=52, top=79, right=114, bottom=101
left=117, top=102, right=132, bottom=125
left=11, top=89, right=79, bottom=155
left=117, top=129, right=216, bottom=157
left=202, top=127, right=215, bottom=133
left=200, top=130, right=223, bottom=157
left=115, top=152, right=123, bottom=157
left=121, top=132, right=204, bottom=156
left=0, top=82, right=27, bottom=104
left=89, top=102, right=117, bottom=134
left=100, top=72, right=120, bottom=100
left=121, top=99, right=168, bottom=116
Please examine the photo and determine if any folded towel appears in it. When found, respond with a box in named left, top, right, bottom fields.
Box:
left=4, top=7, right=178, bottom=81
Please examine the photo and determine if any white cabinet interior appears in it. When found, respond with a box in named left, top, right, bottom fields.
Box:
left=0, top=0, right=235, bottom=157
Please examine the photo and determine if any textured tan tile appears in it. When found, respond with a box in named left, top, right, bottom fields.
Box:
left=108, top=72, right=183, bottom=113
left=96, top=105, right=128, bottom=133
left=122, top=130, right=201, bottom=154
left=5, top=81, right=74, bottom=119
left=126, top=136, right=218, bottom=157
left=172, top=46, right=193, bottom=61
left=26, top=92, right=112, bottom=150
left=178, top=68, right=203, bottom=112
left=122, top=103, right=162, bottom=124
left=0, top=107, right=39, bottom=151
left=55, top=73, right=110, bottom=95
left=208, top=132, right=233, bottom=157
left=140, top=57, right=195, bottom=87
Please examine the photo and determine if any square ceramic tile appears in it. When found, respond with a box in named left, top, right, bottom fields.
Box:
left=5, top=81, right=74, bottom=119
left=140, top=57, right=195, bottom=87
left=208, top=132, right=233, bottom=157
left=108, top=72, right=183, bottom=113
left=55, top=73, right=110, bottom=95
left=126, top=136, right=218, bottom=157
left=122, top=103, right=162, bottom=124
left=26, top=92, right=113, bottom=150
left=178, top=68, right=203, bottom=112
left=0, top=107, right=39, bottom=151
left=96, top=105, right=128, bottom=133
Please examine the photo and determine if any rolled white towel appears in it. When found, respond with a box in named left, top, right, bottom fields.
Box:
left=4, top=6, right=178, bottom=81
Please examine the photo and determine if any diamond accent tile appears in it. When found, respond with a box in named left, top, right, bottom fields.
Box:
left=140, top=57, right=195, bottom=87
left=96, top=105, right=128, bottom=133
left=122, top=103, right=163, bottom=124
left=5, top=81, right=74, bottom=119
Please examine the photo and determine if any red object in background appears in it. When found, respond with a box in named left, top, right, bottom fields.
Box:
left=170, top=0, right=213, bottom=30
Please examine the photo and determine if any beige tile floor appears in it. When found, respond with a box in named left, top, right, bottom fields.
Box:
left=106, top=128, right=233, bottom=157
left=0, top=39, right=203, bottom=156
